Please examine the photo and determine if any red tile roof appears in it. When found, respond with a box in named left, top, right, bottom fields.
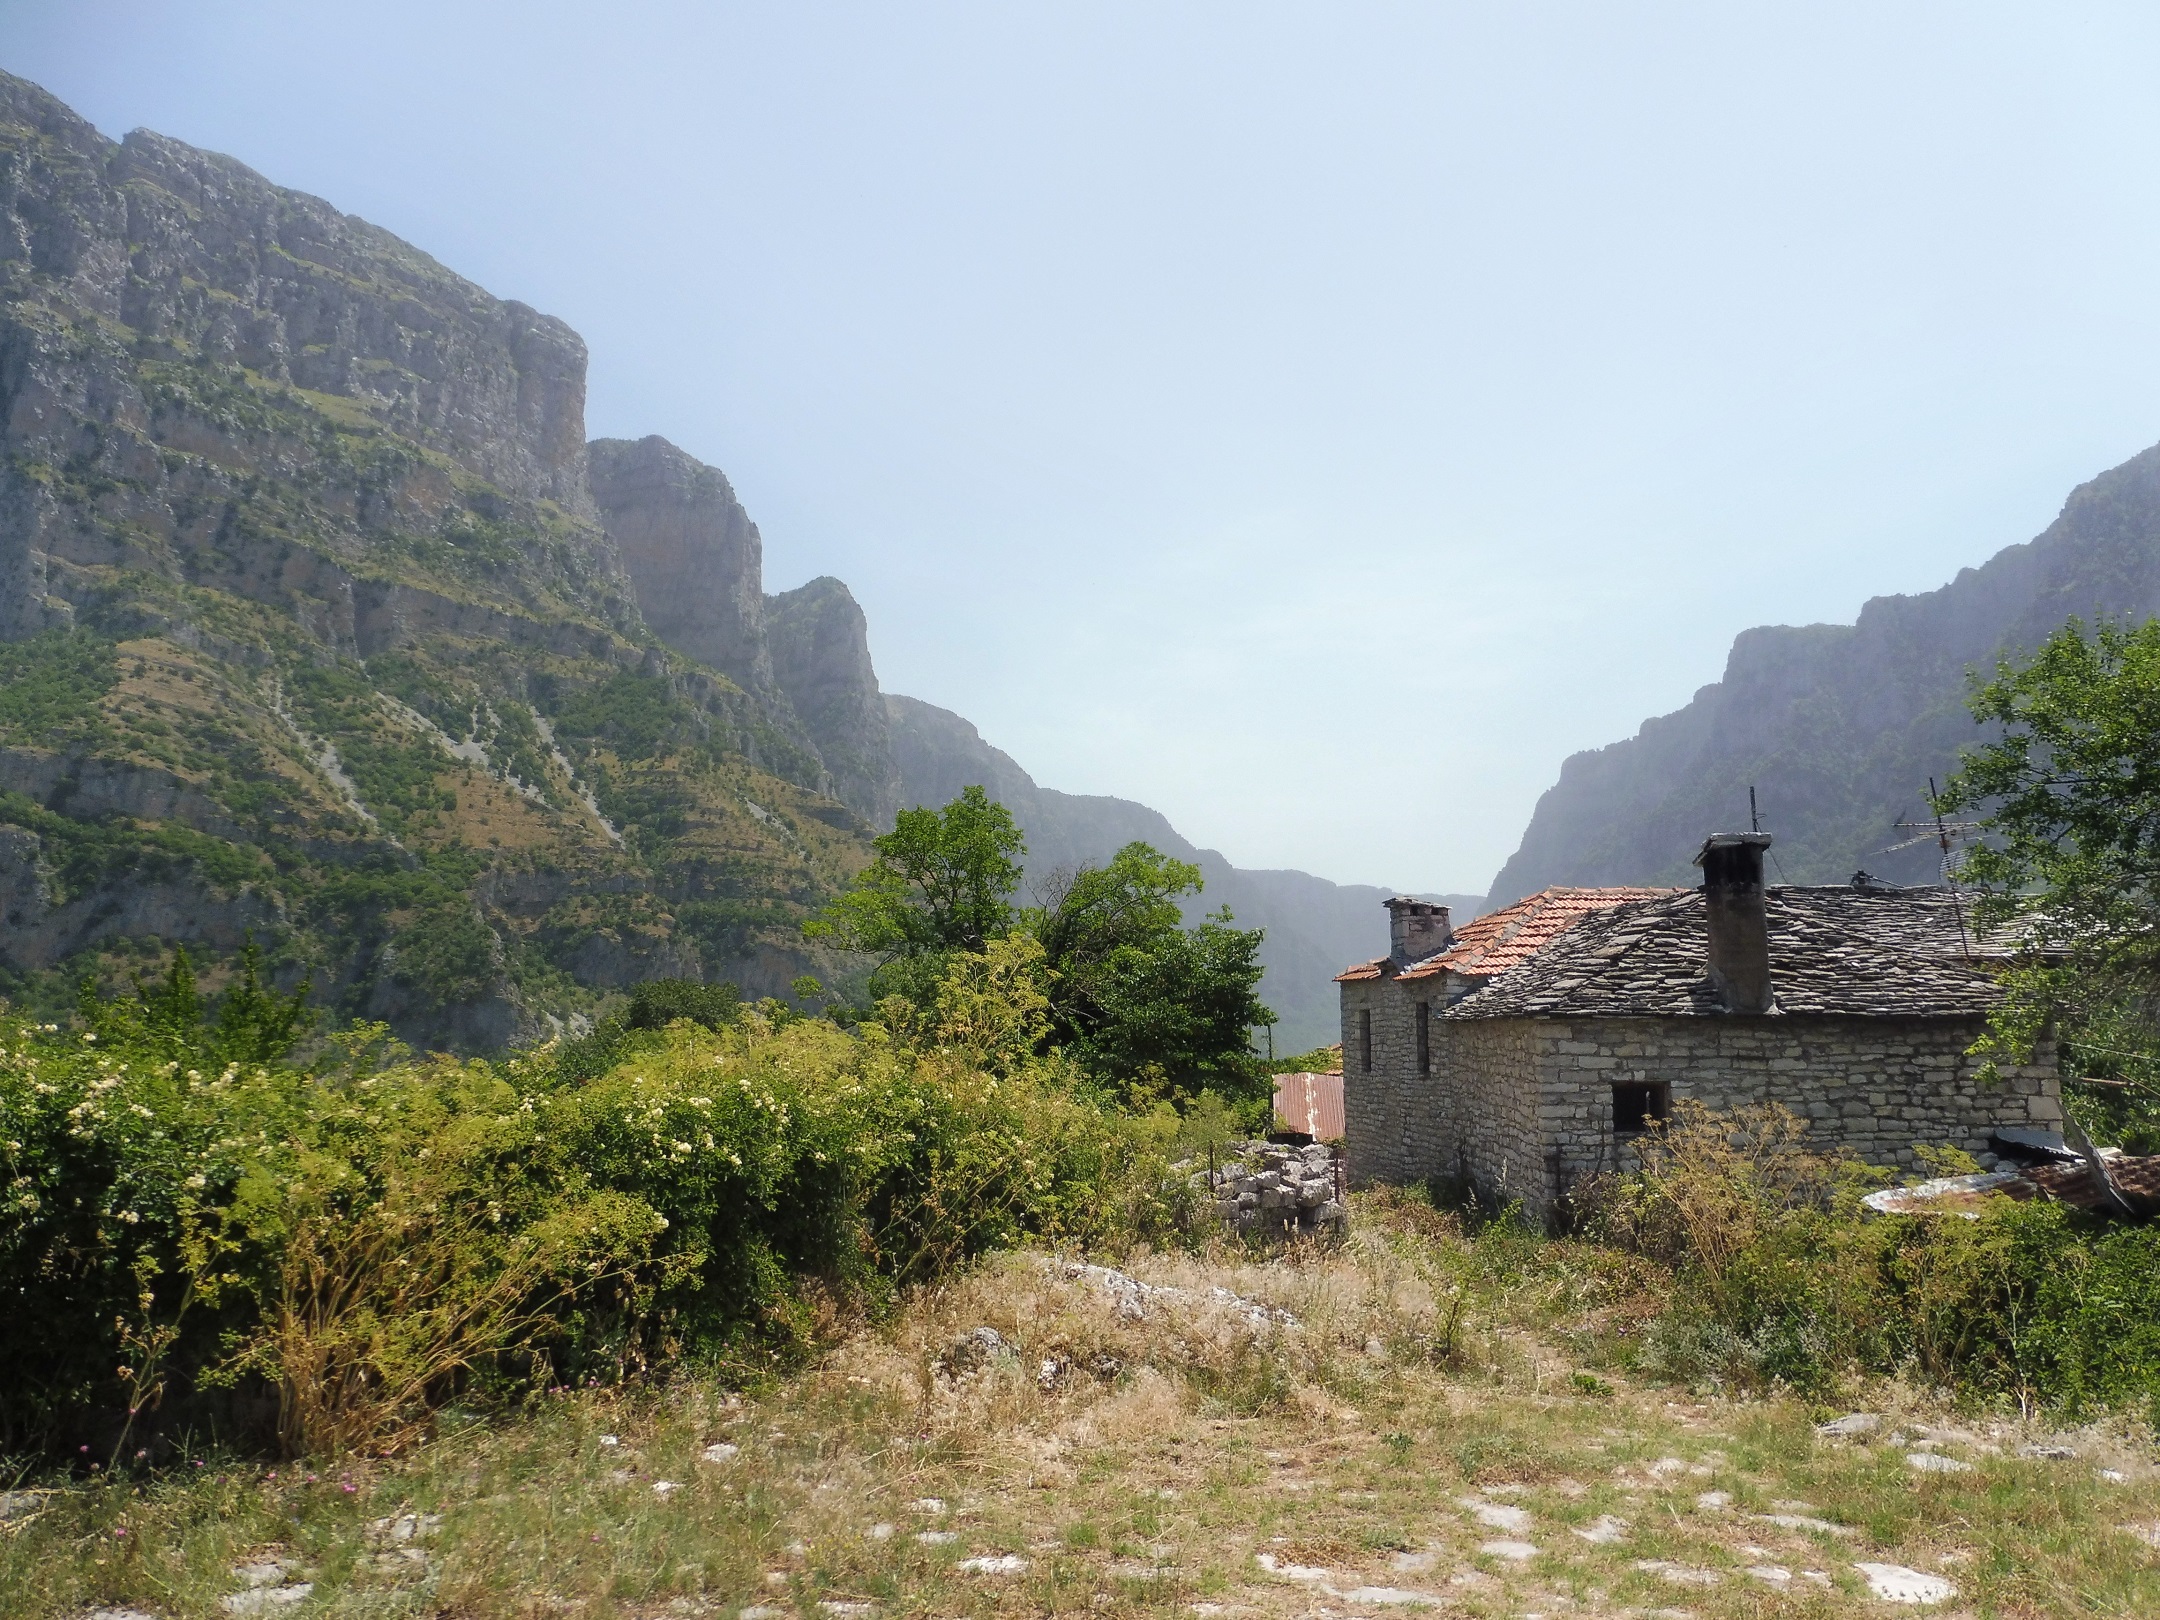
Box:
left=1397, top=887, right=1681, bottom=982
left=1273, top=1071, right=1345, bottom=1141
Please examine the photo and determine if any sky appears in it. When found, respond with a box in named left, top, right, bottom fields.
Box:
left=9, top=2, right=2160, bottom=896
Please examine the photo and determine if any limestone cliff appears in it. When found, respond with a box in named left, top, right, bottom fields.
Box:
left=766, top=577, right=901, bottom=827
left=0, top=71, right=872, bottom=1047
left=585, top=435, right=902, bottom=825
left=1487, top=440, right=2160, bottom=906
left=587, top=436, right=783, bottom=705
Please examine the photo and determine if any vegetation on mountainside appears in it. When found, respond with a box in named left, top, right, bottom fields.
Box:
left=0, top=599, right=864, bottom=1044
left=1938, top=615, right=2160, bottom=1151
left=806, top=789, right=1274, bottom=1108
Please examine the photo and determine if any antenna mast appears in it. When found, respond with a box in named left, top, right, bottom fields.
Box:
left=1928, top=777, right=1973, bottom=963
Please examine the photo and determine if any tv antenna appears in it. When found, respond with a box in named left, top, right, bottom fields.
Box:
left=1884, top=779, right=1974, bottom=960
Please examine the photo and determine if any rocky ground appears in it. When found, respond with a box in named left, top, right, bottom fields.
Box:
left=6, top=1201, right=2158, bottom=1620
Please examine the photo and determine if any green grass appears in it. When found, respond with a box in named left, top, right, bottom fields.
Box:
left=2, top=1223, right=2154, bottom=1620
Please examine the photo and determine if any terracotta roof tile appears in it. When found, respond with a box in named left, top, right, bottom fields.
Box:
left=1396, top=887, right=1679, bottom=983
left=1334, top=958, right=1389, bottom=983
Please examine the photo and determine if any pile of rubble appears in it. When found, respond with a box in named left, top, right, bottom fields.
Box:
left=1189, top=1139, right=1348, bottom=1237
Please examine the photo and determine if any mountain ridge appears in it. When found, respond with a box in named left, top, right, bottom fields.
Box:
left=1487, top=439, right=2160, bottom=906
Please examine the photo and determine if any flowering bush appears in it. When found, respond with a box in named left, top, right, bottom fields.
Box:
left=0, top=978, right=1185, bottom=1456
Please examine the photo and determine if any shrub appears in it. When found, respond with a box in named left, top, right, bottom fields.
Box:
left=0, top=949, right=1184, bottom=1456
left=1599, top=1099, right=2160, bottom=1418
left=623, top=978, right=741, bottom=1033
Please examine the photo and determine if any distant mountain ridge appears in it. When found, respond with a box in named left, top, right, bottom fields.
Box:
left=883, top=695, right=1479, bottom=1050
left=1488, top=440, right=2160, bottom=906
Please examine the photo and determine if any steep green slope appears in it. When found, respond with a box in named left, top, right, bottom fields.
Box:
left=0, top=72, right=872, bottom=1047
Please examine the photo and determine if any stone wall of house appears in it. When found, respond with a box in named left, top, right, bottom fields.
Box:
left=1444, top=1016, right=1548, bottom=1208
left=1340, top=976, right=1444, bottom=1186
left=1473, top=1013, right=2062, bottom=1224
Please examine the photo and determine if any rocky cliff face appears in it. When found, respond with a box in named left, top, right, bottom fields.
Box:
left=2, top=72, right=609, bottom=591
left=1487, top=440, right=2160, bottom=906
left=0, top=72, right=873, bottom=1047
left=766, top=577, right=901, bottom=827
left=587, top=436, right=781, bottom=701
left=586, top=436, right=902, bottom=825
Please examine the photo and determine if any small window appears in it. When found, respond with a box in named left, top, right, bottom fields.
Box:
left=1416, top=1001, right=1431, bottom=1075
left=1360, top=1007, right=1373, bottom=1072
left=1612, top=1082, right=1671, bottom=1135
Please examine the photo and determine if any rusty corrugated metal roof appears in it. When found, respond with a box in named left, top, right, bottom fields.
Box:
left=1273, top=1071, right=1345, bottom=1140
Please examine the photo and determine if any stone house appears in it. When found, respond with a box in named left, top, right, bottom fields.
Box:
left=1337, top=834, right=2062, bottom=1225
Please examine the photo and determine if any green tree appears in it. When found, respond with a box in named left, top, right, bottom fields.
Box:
left=803, top=786, right=1025, bottom=999
left=1025, top=841, right=1273, bottom=1105
left=624, top=977, right=742, bottom=1033
left=84, top=938, right=316, bottom=1067
left=1937, top=616, right=2160, bottom=1149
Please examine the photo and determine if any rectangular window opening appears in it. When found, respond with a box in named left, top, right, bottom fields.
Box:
left=1359, top=1007, right=1373, bottom=1072
left=1416, top=1002, right=1431, bottom=1075
left=1612, top=1082, right=1671, bottom=1135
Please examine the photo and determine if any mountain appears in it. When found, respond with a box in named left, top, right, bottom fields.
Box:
left=884, top=695, right=1480, bottom=1050
left=1488, top=440, right=2160, bottom=906
left=0, top=71, right=1435, bottom=1052
left=0, top=72, right=877, bottom=1046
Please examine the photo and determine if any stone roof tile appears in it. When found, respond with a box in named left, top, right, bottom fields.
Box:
left=1447, top=886, right=2004, bottom=1020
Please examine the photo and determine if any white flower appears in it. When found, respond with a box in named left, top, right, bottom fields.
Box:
left=185, top=1174, right=207, bottom=1189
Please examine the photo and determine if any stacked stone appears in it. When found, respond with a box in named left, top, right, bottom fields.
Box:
left=1191, top=1141, right=1348, bottom=1236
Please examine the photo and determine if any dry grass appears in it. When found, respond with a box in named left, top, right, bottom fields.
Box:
left=5, top=1200, right=2157, bottom=1619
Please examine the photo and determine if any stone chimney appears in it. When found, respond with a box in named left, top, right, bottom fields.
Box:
left=1694, top=833, right=1774, bottom=1013
left=1385, top=897, right=1452, bottom=965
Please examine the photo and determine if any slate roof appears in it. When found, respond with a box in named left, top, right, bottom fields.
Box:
left=1334, top=886, right=1675, bottom=984
left=1448, top=886, right=2005, bottom=1020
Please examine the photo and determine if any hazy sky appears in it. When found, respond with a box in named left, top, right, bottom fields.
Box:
left=9, top=2, right=2160, bottom=895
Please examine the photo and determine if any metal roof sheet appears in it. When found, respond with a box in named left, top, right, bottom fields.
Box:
left=1272, top=1070, right=1345, bottom=1140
